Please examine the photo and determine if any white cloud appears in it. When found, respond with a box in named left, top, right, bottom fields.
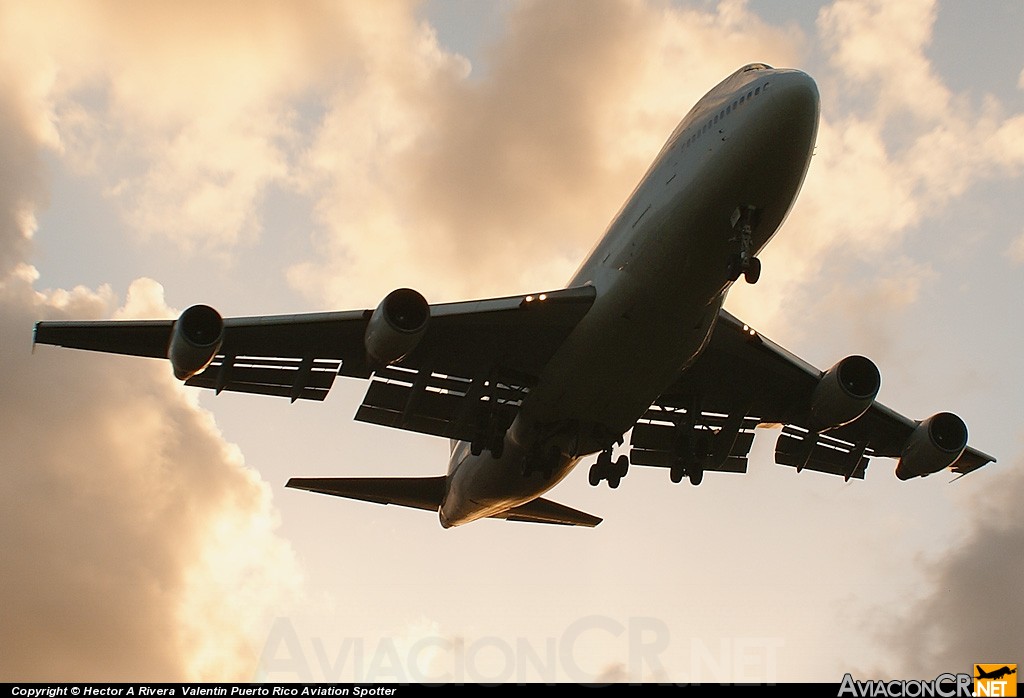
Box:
left=0, top=273, right=302, bottom=681
left=876, top=458, right=1024, bottom=676
left=0, top=10, right=304, bottom=675
left=817, top=0, right=951, bottom=121
left=290, top=0, right=805, bottom=306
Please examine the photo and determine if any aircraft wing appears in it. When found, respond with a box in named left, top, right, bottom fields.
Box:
left=629, top=309, right=995, bottom=482
left=33, top=286, right=597, bottom=432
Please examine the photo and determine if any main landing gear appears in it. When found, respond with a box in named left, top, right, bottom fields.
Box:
left=727, top=205, right=761, bottom=284
left=669, top=460, right=704, bottom=486
left=470, top=407, right=507, bottom=459
left=588, top=449, right=629, bottom=489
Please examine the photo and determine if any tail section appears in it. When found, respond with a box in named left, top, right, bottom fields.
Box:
left=286, top=476, right=601, bottom=527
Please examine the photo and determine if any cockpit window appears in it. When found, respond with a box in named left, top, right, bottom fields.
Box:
left=741, top=63, right=773, bottom=72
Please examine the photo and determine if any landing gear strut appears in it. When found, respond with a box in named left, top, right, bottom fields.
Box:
left=728, top=205, right=761, bottom=284
left=589, top=449, right=629, bottom=489
left=668, top=413, right=712, bottom=486
left=470, top=407, right=507, bottom=458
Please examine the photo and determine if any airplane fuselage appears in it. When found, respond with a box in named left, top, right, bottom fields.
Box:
left=440, top=65, right=820, bottom=527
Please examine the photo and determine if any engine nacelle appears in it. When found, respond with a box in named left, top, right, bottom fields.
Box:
left=167, top=304, right=224, bottom=381
left=895, top=412, right=968, bottom=480
left=364, top=288, right=430, bottom=366
left=808, top=355, right=881, bottom=431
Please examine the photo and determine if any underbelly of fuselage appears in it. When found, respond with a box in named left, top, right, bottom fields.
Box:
left=440, top=74, right=819, bottom=526
left=512, top=85, right=816, bottom=456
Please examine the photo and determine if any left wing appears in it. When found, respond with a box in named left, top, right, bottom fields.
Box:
left=34, top=286, right=597, bottom=438
left=630, top=309, right=995, bottom=482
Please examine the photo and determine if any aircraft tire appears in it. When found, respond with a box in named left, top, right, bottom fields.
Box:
left=744, top=257, right=761, bottom=284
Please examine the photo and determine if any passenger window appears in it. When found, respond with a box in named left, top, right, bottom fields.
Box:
left=755, top=87, right=760, bottom=96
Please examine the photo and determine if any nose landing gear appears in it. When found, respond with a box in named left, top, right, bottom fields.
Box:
left=728, top=205, right=761, bottom=284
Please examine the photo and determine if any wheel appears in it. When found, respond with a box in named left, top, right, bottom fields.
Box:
left=615, top=455, right=629, bottom=479
left=688, top=468, right=704, bottom=486
left=470, top=440, right=483, bottom=456
left=670, top=465, right=684, bottom=483
left=744, top=257, right=761, bottom=284
left=608, top=475, right=620, bottom=489
left=589, top=463, right=601, bottom=486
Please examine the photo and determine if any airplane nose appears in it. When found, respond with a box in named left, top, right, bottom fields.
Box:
left=769, top=70, right=820, bottom=133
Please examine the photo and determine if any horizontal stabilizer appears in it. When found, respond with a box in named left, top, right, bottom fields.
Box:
left=497, top=498, right=602, bottom=527
left=286, top=476, right=446, bottom=512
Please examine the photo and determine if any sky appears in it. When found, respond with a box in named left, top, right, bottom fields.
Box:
left=1, top=0, right=1022, bottom=683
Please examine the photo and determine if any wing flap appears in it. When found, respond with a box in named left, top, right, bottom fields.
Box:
left=774, top=426, right=869, bottom=480
left=627, top=408, right=758, bottom=476
left=185, top=356, right=342, bottom=402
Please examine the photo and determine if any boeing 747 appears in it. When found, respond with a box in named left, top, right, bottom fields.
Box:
left=34, top=64, right=995, bottom=527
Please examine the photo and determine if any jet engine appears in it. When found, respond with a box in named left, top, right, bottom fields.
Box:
left=895, top=412, right=968, bottom=480
left=808, top=355, right=881, bottom=431
left=167, top=304, right=224, bottom=380
left=364, top=288, right=430, bottom=366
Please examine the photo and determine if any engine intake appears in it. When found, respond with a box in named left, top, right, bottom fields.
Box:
left=167, top=305, right=224, bottom=381
left=896, top=412, right=968, bottom=480
left=364, top=288, right=430, bottom=366
left=808, top=355, right=881, bottom=431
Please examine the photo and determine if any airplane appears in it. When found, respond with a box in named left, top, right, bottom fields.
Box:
left=33, top=64, right=996, bottom=528
left=976, top=667, right=1017, bottom=681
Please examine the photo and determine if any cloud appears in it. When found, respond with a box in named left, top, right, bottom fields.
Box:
left=0, top=274, right=302, bottom=681
left=0, top=0, right=410, bottom=253
left=0, top=6, right=303, bottom=678
left=876, top=459, right=1024, bottom=676
left=1008, top=231, right=1024, bottom=265
left=289, top=0, right=805, bottom=305
left=0, top=79, right=47, bottom=277
left=817, top=0, right=950, bottom=121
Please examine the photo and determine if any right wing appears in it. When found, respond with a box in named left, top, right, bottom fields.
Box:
left=629, top=309, right=995, bottom=483
left=34, top=286, right=597, bottom=439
